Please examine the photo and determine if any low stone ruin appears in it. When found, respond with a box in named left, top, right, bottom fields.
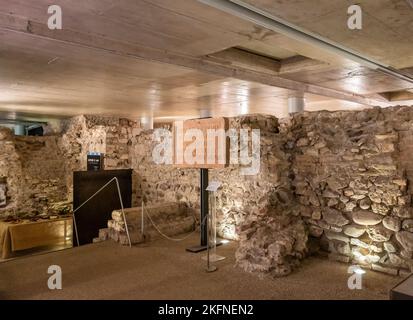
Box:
left=236, top=207, right=308, bottom=277
left=98, top=202, right=196, bottom=245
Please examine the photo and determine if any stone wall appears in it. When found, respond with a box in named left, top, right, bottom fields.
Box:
left=0, top=127, right=68, bottom=216
left=0, top=127, right=23, bottom=215
left=2, top=107, right=413, bottom=277
left=129, top=115, right=308, bottom=277
left=0, top=115, right=141, bottom=216
left=60, top=115, right=142, bottom=203
left=288, top=107, right=413, bottom=276
left=129, top=128, right=200, bottom=211
left=129, top=115, right=292, bottom=238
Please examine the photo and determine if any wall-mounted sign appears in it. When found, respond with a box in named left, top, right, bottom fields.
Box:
left=87, top=152, right=104, bottom=171
left=173, top=117, right=228, bottom=169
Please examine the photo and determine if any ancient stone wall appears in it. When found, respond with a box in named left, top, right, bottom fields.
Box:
left=129, top=115, right=308, bottom=277
left=0, top=128, right=68, bottom=216
left=129, top=115, right=293, bottom=237
left=0, top=127, right=23, bottom=215
left=0, top=115, right=141, bottom=217
left=288, top=107, right=413, bottom=276
left=2, top=108, right=413, bottom=277
left=13, top=135, right=68, bottom=215
left=60, top=115, right=141, bottom=203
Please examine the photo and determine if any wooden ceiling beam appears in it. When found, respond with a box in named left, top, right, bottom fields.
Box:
left=207, top=47, right=281, bottom=75
left=387, top=91, right=413, bottom=101
left=207, top=49, right=330, bottom=76
left=279, top=55, right=329, bottom=74
left=366, top=93, right=391, bottom=102
left=0, top=12, right=381, bottom=107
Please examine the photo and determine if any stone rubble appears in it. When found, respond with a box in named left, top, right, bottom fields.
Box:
left=104, top=202, right=196, bottom=245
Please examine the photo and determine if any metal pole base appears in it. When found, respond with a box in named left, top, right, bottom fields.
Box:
left=186, top=242, right=223, bottom=253
left=186, top=245, right=208, bottom=253
left=206, top=265, right=217, bottom=273
left=202, top=254, right=226, bottom=262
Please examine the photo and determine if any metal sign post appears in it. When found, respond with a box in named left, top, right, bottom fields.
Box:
left=203, top=180, right=225, bottom=271
left=186, top=168, right=209, bottom=252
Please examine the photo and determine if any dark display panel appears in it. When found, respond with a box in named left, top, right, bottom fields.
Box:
left=73, top=169, right=132, bottom=245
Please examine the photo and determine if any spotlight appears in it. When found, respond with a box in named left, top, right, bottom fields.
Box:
left=353, top=267, right=366, bottom=275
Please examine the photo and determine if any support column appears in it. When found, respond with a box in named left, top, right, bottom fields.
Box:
left=14, top=124, right=25, bottom=136
left=199, top=109, right=210, bottom=246
left=186, top=108, right=215, bottom=253
left=288, top=92, right=305, bottom=114
left=140, top=115, right=154, bottom=130
left=200, top=168, right=208, bottom=246
left=199, top=109, right=212, bottom=119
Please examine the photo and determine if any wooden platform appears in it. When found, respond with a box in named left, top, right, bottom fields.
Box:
left=0, top=216, right=72, bottom=259
left=391, top=274, right=413, bottom=300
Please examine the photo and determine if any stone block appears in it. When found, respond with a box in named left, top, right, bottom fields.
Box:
left=343, top=224, right=366, bottom=238
left=371, top=264, right=398, bottom=276
left=384, top=241, right=398, bottom=253
left=367, top=225, right=393, bottom=242
left=396, top=231, right=413, bottom=252
left=322, top=208, right=349, bottom=227
left=402, top=219, right=413, bottom=233
left=352, top=210, right=382, bottom=226
left=383, top=216, right=401, bottom=232
left=325, top=231, right=350, bottom=243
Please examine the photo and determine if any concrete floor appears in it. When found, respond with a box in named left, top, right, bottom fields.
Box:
left=0, top=234, right=401, bottom=300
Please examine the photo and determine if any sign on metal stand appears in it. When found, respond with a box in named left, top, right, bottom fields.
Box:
left=173, top=117, right=228, bottom=253
left=203, top=180, right=225, bottom=272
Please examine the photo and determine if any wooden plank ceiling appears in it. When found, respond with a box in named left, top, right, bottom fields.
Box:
left=0, top=0, right=412, bottom=122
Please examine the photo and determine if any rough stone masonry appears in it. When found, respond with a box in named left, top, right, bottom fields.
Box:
left=287, top=107, right=413, bottom=276
left=1, top=107, right=413, bottom=277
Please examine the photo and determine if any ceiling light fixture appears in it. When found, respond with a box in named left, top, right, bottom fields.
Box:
left=198, top=0, right=413, bottom=85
